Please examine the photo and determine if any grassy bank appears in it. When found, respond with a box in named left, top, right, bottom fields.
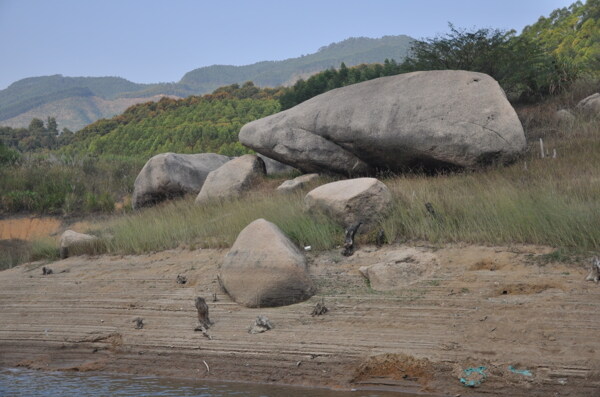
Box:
left=78, top=101, right=600, bottom=256
left=3, top=88, right=600, bottom=265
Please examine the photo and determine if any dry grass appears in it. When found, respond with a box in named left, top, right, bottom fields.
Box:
left=93, top=177, right=342, bottom=254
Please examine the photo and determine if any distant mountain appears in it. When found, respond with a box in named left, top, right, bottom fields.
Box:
left=179, top=35, right=414, bottom=92
left=0, top=94, right=175, bottom=133
left=0, top=35, right=413, bottom=131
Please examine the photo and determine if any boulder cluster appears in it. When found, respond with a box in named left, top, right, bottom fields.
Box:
left=554, top=92, right=600, bottom=125
left=65, top=70, right=558, bottom=309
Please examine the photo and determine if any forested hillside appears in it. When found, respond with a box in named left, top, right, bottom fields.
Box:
left=178, top=35, right=413, bottom=93
left=61, top=83, right=282, bottom=157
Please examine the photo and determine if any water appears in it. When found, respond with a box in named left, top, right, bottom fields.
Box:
left=0, top=368, right=412, bottom=397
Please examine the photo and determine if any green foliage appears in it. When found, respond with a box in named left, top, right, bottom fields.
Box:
left=0, top=141, right=20, bottom=165
left=0, top=155, right=142, bottom=215
left=400, top=24, right=582, bottom=101
left=522, top=0, right=600, bottom=75
left=278, top=61, right=403, bottom=109
left=0, top=117, right=72, bottom=152
left=61, top=83, right=282, bottom=157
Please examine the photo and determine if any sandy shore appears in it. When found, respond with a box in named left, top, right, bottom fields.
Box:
left=1, top=243, right=599, bottom=396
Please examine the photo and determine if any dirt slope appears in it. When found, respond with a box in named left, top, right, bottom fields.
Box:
left=0, top=243, right=598, bottom=396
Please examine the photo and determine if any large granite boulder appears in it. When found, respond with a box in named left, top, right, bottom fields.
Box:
left=59, top=230, right=100, bottom=259
left=195, top=154, right=265, bottom=204
left=576, top=93, right=600, bottom=117
left=132, top=153, right=230, bottom=209
left=219, top=219, right=314, bottom=308
left=240, top=70, right=526, bottom=175
left=276, top=173, right=320, bottom=194
left=304, top=178, right=392, bottom=231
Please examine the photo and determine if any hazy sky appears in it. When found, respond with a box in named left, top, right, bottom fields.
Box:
left=0, top=0, right=574, bottom=89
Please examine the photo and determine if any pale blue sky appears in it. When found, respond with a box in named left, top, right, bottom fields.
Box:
left=0, top=0, right=575, bottom=89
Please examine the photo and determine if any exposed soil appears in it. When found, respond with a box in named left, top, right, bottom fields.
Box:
left=0, top=217, right=62, bottom=241
left=0, top=243, right=599, bottom=396
left=0, top=215, right=94, bottom=241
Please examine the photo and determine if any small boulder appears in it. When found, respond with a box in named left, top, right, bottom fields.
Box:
left=359, top=248, right=438, bottom=291
left=132, top=153, right=231, bottom=209
left=304, top=178, right=392, bottom=231
left=276, top=173, right=320, bottom=193
left=555, top=109, right=575, bottom=125
left=195, top=154, right=266, bottom=204
left=257, top=154, right=297, bottom=176
left=219, top=219, right=314, bottom=308
left=576, top=93, right=600, bottom=117
left=60, top=230, right=100, bottom=259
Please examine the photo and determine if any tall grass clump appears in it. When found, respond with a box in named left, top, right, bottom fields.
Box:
left=0, top=238, right=59, bottom=271
left=0, top=154, right=144, bottom=215
left=97, top=186, right=342, bottom=255
left=381, top=98, right=600, bottom=250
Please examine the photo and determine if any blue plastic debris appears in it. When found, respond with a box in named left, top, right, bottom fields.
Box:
left=459, top=366, right=487, bottom=387
left=508, top=365, right=533, bottom=377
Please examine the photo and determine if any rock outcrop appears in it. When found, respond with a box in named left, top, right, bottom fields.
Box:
left=219, top=219, right=314, bottom=308
left=195, top=155, right=265, bottom=204
left=359, top=248, right=438, bottom=291
left=576, top=93, right=600, bottom=117
left=132, top=153, right=230, bottom=209
left=59, top=230, right=100, bottom=259
left=276, top=173, right=320, bottom=193
left=239, top=70, right=526, bottom=175
left=304, top=178, right=392, bottom=231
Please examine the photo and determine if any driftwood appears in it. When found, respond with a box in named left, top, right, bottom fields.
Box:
left=375, top=229, right=386, bottom=247
left=249, top=316, right=273, bottom=334
left=195, top=297, right=212, bottom=328
left=586, top=257, right=600, bottom=283
left=342, top=222, right=362, bottom=257
left=311, top=298, right=328, bottom=316
left=132, top=317, right=144, bottom=329
left=194, top=297, right=213, bottom=338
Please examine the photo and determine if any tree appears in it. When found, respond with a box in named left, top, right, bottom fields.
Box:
left=46, top=117, right=58, bottom=133
left=400, top=24, right=580, bottom=101
left=28, top=118, right=45, bottom=133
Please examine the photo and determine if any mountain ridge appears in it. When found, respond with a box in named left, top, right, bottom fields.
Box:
left=0, top=35, right=413, bottom=131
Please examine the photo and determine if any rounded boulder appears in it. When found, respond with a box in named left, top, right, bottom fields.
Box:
left=195, top=154, right=266, bottom=204
left=219, top=219, right=314, bottom=308
left=132, top=152, right=231, bottom=209
left=304, top=178, right=392, bottom=231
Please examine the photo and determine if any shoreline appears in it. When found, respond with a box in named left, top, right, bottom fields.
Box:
left=1, top=243, right=599, bottom=396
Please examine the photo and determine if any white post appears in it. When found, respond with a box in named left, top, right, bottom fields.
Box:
left=539, top=138, right=545, bottom=159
